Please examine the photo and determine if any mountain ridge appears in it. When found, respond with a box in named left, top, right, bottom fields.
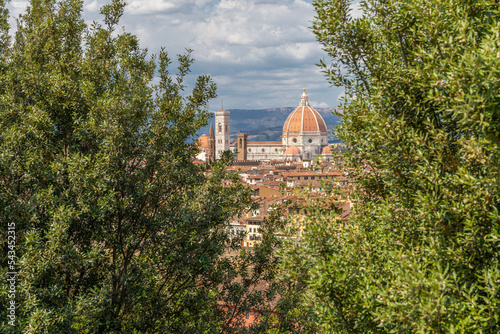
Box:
left=197, top=107, right=341, bottom=142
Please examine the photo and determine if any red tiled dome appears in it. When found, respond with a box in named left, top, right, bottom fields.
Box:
left=196, top=135, right=209, bottom=149
left=285, top=145, right=301, bottom=155
left=283, top=89, right=327, bottom=134
left=321, top=146, right=332, bottom=154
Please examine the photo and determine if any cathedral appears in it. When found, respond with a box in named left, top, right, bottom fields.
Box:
left=197, top=89, right=333, bottom=162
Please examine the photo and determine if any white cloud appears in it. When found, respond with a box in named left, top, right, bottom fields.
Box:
left=6, top=0, right=344, bottom=109
left=313, top=101, right=329, bottom=108
left=126, top=0, right=180, bottom=15
left=84, top=0, right=101, bottom=12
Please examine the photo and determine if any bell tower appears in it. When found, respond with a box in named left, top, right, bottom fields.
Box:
left=215, top=108, right=230, bottom=159
left=207, top=122, right=215, bottom=162
left=237, top=133, right=248, bottom=161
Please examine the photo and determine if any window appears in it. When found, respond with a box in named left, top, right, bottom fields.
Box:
left=275, top=148, right=278, bottom=152
left=225, top=125, right=228, bottom=132
left=308, top=139, right=312, bottom=143
left=218, top=124, right=222, bottom=133
left=262, top=148, right=265, bottom=152
left=248, top=148, right=251, bottom=152
left=292, top=138, right=297, bottom=143
left=239, top=139, right=242, bottom=148
left=304, top=176, right=308, bottom=180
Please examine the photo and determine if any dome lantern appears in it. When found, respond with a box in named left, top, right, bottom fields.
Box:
left=300, top=88, right=309, bottom=107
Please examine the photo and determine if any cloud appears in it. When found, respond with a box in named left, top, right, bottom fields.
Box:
left=125, top=0, right=190, bottom=15
left=190, top=0, right=317, bottom=62
left=6, top=0, right=344, bottom=109
left=84, top=0, right=101, bottom=12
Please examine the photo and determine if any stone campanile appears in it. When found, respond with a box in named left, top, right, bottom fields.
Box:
left=237, top=133, right=248, bottom=161
left=207, top=122, right=215, bottom=162
left=215, top=109, right=230, bottom=159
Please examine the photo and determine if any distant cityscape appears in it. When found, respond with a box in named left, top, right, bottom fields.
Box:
left=197, top=106, right=342, bottom=143
left=193, top=89, right=352, bottom=255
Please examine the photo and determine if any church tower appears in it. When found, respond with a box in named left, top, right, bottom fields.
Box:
left=237, top=133, right=248, bottom=161
left=215, top=109, right=230, bottom=159
left=207, top=122, right=215, bottom=162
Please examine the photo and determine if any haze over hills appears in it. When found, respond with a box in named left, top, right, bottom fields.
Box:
left=197, top=107, right=342, bottom=142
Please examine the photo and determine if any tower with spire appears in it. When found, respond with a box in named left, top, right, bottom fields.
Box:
left=207, top=122, right=216, bottom=162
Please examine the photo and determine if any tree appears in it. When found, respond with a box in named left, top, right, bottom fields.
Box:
left=0, top=0, right=269, bottom=332
left=280, top=0, right=500, bottom=332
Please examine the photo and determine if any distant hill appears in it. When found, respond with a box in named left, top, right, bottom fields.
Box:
left=196, top=107, right=342, bottom=142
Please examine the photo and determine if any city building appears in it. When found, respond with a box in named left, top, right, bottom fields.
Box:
left=196, top=89, right=332, bottom=162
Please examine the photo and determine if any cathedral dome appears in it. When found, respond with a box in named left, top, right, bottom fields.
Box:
left=285, top=145, right=301, bottom=155
left=321, top=145, right=332, bottom=154
left=283, top=89, right=327, bottom=134
left=197, top=135, right=209, bottom=149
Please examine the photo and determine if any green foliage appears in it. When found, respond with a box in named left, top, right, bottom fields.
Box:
left=0, top=1, right=272, bottom=332
left=280, top=0, right=500, bottom=332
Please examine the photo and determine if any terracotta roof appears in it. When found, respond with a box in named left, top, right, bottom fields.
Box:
left=284, top=171, right=342, bottom=177
left=282, top=92, right=327, bottom=134
left=196, top=135, right=209, bottom=149
left=321, top=145, right=333, bottom=154
left=285, top=145, right=301, bottom=155
left=247, top=141, right=282, bottom=146
left=283, top=106, right=327, bottom=133
left=226, top=166, right=252, bottom=172
left=262, top=181, right=284, bottom=187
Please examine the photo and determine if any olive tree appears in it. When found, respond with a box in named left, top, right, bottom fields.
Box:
left=279, top=0, right=500, bottom=332
left=0, top=1, right=261, bottom=332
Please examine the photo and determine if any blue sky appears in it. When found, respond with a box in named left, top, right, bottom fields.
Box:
left=7, top=0, right=355, bottom=109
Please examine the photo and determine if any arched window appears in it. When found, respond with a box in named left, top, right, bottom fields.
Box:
left=218, top=124, right=222, bottom=133
left=239, top=139, right=242, bottom=148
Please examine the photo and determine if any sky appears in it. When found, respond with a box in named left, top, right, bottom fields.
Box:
left=6, top=0, right=352, bottom=110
